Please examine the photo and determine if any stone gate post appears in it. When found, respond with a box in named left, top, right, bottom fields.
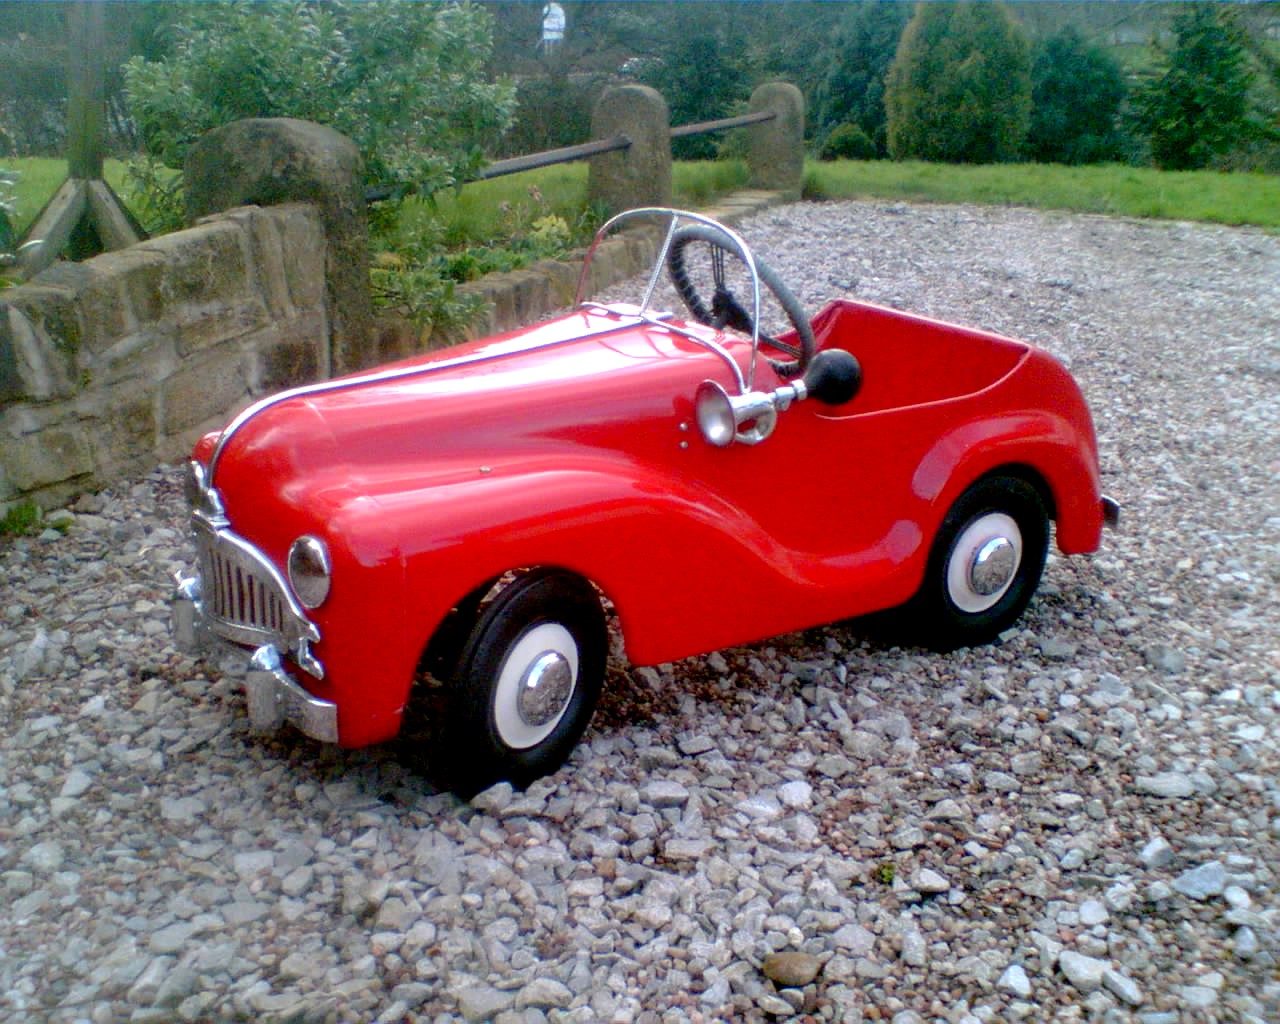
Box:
left=747, top=83, right=805, bottom=196
left=184, top=118, right=373, bottom=376
left=587, top=85, right=673, bottom=216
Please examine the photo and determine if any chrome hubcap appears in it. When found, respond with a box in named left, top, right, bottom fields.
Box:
left=946, top=512, right=1023, bottom=615
left=494, top=622, right=579, bottom=750
left=969, top=536, right=1017, bottom=597
left=518, top=651, right=574, bottom=728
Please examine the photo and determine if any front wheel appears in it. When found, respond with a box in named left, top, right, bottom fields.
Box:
left=445, top=571, right=606, bottom=794
left=910, top=475, right=1050, bottom=651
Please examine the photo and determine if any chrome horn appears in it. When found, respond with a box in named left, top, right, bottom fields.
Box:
left=695, top=349, right=862, bottom=447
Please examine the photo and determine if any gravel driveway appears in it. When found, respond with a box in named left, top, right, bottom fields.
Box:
left=2, top=200, right=1277, bottom=1024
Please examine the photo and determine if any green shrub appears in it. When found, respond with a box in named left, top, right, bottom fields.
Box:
left=1139, top=3, right=1256, bottom=171
left=1029, top=28, right=1127, bottom=166
left=812, top=1, right=909, bottom=156
left=0, top=500, right=41, bottom=538
left=820, top=123, right=877, bottom=162
left=886, top=1, right=1032, bottom=164
left=123, top=2, right=515, bottom=200
left=122, top=156, right=185, bottom=236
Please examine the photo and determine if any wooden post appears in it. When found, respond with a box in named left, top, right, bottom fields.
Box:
left=67, top=1, right=105, bottom=180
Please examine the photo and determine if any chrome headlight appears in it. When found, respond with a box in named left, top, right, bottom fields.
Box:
left=287, top=536, right=332, bottom=609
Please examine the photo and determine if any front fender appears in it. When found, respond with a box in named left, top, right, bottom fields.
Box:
left=386, top=452, right=822, bottom=672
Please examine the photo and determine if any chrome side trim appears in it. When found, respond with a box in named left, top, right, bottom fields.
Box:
left=209, top=311, right=656, bottom=483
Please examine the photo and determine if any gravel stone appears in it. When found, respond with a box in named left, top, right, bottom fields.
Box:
left=1059, top=951, right=1109, bottom=993
left=998, top=963, right=1033, bottom=998
left=761, top=951, right=822, bottom=987
left=1133, top=772, right=1196, bottom=798
left=1173, top=861, right=1228, bottom=900
left=3, top=199, right=1278, bottom=1024
left=912, top=868, right=951, bottom=894
left=1103, top=968, right=1145, bottom=1007
left=1139, top=835, right=1175, bottom=869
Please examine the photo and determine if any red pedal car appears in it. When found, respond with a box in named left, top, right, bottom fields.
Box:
left=173, top=208, right=1117, bottom=791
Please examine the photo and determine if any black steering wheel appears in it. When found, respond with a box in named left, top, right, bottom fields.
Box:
left=665, top=223, right=816, bottom=378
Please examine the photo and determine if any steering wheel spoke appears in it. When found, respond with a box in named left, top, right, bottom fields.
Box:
left=666, top=223, right=815, bottom=378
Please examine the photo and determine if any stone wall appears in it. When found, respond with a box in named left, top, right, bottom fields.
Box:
left=0, top=203, right=328, bottom=509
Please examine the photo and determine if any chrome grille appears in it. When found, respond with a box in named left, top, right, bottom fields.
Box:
left=192, top=517, right=319, bottom=652
left=208, top=542, right=289, bottom=635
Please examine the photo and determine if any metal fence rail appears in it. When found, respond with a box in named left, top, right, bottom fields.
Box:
left=365, top=109, right=775, bottom=203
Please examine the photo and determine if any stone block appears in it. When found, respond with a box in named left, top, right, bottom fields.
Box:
left=37, top=259, right=136, bottom=360
left=254, top=317, right=326, bottom=393
left=77, top=384, right=157, bottom=474
left=160, top=347, right=250, bottom=437
left=0, top=300, right=77, bottom=404
left=89, top=329, right=177, bottom=389
left=1, top=282, right=83, bottom=364
left=72, top=245, right=171, bottom=334
left=222, top=204, right=327, bottom=320
left=530, top=258, right=580, bottom=311
left=186, top=118, right=369, bottom=375
left=136, top=222, right=263, bottom=354
left=0, top=423, right=93, bottom=491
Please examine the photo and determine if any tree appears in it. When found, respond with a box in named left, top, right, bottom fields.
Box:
left=1029, top=27, right=1127, bottom=165
left=885, top=2, right=1032, bottom=164
left=1139, top=3, right=1255, bottom=171
left=631, top=6, right=753, bottom=159
left=124, top=2, right=515, bottom=198
left=813, top=1, right=909, bottom=156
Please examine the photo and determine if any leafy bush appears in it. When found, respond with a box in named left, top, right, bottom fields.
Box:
left=633, top=16, right=752, bottom=160
left=820, top=123, right=877, bottom=162
left=1139, top=3, right=1256, bottom=171
left=1029, top=28, right=1127, bottom=166
left=122, top=156, right=185, bottom=236
left=124, top=2, right=516, bottom=199
left=371, top=186, right=590, bottom=332
left=885, top=1, right=1032, bottom=164
left=497, top=75, right=595, bottom=159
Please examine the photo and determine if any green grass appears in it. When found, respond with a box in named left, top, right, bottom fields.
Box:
left=6, top=154, right=1275, bottom=246
left=392, top=159, right=749, bottom=249
left=804, top=159, right=1280, bottom=231
left=4, top=159, right=132, bottom=235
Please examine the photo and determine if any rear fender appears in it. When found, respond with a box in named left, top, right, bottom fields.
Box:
left=911, top=413, right=1104, bottom=555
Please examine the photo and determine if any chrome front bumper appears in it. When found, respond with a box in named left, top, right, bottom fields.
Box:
left=172, top=583, right=339, bottom=744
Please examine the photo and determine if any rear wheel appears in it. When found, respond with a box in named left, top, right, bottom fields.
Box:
left=445, top=571, right=606, bottom=794
left=910, top=475, right=1050, bottom=651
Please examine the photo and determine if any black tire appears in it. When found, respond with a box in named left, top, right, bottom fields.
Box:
left=445, top=571, right=606, bottom=794
left=909, top=475, right=1050, bottom=651
left=665, top=223, right=816, bottom=377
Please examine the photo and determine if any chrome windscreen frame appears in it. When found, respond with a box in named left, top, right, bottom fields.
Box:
left=575, top=207, right=762, bottom=393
